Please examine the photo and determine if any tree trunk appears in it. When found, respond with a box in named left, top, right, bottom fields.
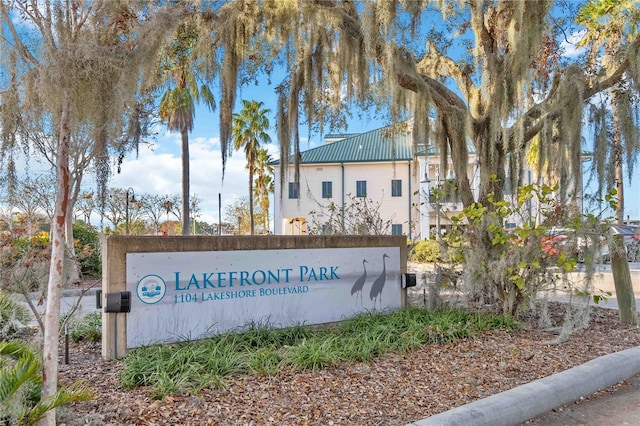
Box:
left=610, top=233, right=637, bottom=324
left=612, top=98, right=625, bottom=225
left=64, top=196, right=81, bottom=284
left=40, top=94, right=72, bottom=426
left=249, top=168, right=255, bottom=235
left=181, top=128, right=190, bottom=236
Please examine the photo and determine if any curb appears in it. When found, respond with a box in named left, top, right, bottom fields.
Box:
left=408, top=345, right=640, bottom=426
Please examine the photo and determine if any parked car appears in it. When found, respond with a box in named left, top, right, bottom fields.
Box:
left=612, top=225, right=640, bottom=262
left=542, top=228, right=570, bottom=256
left=545, top=227, right=610, bottom=264
left=576, top=233, right=610, bottom=264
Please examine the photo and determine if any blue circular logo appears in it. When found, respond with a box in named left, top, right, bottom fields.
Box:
left=136, top=274, right=166, bottom=304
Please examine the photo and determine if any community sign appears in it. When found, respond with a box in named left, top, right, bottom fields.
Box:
left=126, top=246, right=400, bottom=348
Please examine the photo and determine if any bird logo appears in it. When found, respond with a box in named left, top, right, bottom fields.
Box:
left=351, top=259, right=368, bottom=305
left=369, top=253, right=389, bottom=309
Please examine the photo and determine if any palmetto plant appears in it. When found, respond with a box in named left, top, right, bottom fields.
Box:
left=0, top=340, right=92, bottom=425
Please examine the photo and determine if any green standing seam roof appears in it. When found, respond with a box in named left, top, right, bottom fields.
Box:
left=270, top=124, right=476, bottom=165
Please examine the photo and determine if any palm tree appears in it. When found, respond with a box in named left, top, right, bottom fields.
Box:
left=253, top=148, right=274, bottom=233
left=158, top=21, right=215, bottom=236
left=232, top=100, right=271, bottom=235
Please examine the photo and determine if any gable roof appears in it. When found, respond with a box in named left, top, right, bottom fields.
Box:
left=272, top=127, right=417, bottom=165
left=271, top=124, right=475, bottom=166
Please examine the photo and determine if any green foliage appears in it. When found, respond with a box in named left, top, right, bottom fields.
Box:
left=68, top=312, right=102, bottom=343
left=446, top=181, right=610, bottom=316
left=0, top=291, right=30, bottom=340
left=72, top=221, right=101, bottom=276
left=410, top=240, right=441, bottom=263
left=409, top=239, right=464, bottom=264
left=120, top=307, right=517, bottom=398
left=0, top=340, right=93, bottom=425
left=283, top=336, right=340, bottom=371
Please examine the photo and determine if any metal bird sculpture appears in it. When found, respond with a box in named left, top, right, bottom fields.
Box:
left=370, top=253, right=389, bottom=308
left=351, top=259, right=368, bottom=305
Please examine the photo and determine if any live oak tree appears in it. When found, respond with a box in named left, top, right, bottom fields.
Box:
left=208, top=0, right=639, bottom=314
left=199, top=0, right=638, bottom=211
left=578, top=0, right=640, bottom=224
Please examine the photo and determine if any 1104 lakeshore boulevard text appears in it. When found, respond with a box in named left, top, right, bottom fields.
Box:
left=173, top=285, right=311, bottom=304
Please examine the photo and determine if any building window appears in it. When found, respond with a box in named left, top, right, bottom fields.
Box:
left=391, top=179, right=402, bottom=197
left=288, top=182, right=299, bottom=199
left=392, top=224, right=403, bottom=235
left=322, top=181, right=332, bottom=198
left=356, top=180, right=367, bottom=197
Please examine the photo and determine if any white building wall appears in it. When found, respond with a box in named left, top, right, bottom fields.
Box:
left=274, top=155, right=491, bottom=240
left=274, top=161, right=422, bottom=238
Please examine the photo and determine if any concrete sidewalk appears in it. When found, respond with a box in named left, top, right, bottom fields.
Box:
left=525, top=373, right=640, bottom=425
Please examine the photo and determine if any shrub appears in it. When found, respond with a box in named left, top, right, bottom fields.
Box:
left=0, top=340, right=93, bottom=425
left=0, top=232, right=50, bottom=294
left=0, top=291, right=30, bottom=339
left=68, top=312, right=102, bottom=343
left=410, top=240, right=441, bottom=263
left=445, top=181, right=611, bottom=317
left=73, top=221, right=101, bottom=276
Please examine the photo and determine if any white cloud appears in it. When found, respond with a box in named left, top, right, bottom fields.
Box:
left=108, top=133, right=280, bottom=225
left=561, top=29, right=587, bottom=58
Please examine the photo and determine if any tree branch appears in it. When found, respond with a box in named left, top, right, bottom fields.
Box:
left=416, top=47, right=481, bottom=113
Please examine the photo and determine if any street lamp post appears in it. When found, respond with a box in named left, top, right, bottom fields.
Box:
left=125, top=188, right=136, bottom=235
left=580, top=152, right=592, bottom=217
left=420, top=167, right=431, bottom=240
left=435, top=166, right=441, bottom=239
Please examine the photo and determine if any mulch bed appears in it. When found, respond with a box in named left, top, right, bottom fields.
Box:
left=56, top=302, right=640, bottom=426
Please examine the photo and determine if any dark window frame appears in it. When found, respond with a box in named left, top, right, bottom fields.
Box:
left=288, top=182, right=299, bottom=199
left=322, top=181, right=333, bottom=198
left=391, top=179, right=402, bottom=197
left=356, top=180, right=367, bottom=198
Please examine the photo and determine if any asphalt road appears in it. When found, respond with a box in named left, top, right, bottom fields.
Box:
left=19, top=288, right=100, bottom=328
left=524, top=373, right=640, bottom=426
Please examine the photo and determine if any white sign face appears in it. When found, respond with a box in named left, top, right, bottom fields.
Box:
left=126, top=247, right=401, bottom=348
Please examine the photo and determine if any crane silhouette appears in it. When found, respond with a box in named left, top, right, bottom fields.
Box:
left=351, top=259, right=368, bottom=305
left=369, top=253, right=389, bottom=308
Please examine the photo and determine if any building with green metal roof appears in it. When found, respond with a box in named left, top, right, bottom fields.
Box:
left=273, top=124, right=479, bottom=239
